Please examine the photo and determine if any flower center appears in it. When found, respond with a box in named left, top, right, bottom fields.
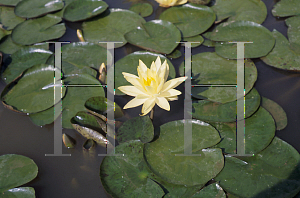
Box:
left=143, top=76, right=156, bottom=86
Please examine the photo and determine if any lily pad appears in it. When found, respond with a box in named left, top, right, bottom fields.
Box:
left=85, top=96, right=124, bottom=120
left=125, top=19, right=181, bottom=54
left=12, top=14, right=66, bottom=45
left=0, top=28, right=10, bottom=41
left=272, top=0, right=300, bottom=17
left=1, top=64, right=66, bottom=114
left=261, top=29, right=300, bottom=71
left=159, top=3, right=215, bottom=38
left=209, top=21, right=275, bottom=59
left=117, top=116, right=154, bottom=143
left=0, top=6, right=25, bottom=30
left=114, top=51, right=176, bottom=95
left=73, top=111, right=106, bottom=134
left=215, top=137, right=300, bottom=198
left=15, top=0, right=64, bottom=18
left=129, top=3, right=153, bottom=17
left=286, top=16, right=300, bottom=54
left=188, top=0, right=211, bottom=4
left=212, top=107, right=276, bottom=154
left=0, top=35, right=49, bottom=55
left=191, top=183, right=226, bottom=198
left=202, top=32, right=216, bottom=47
left=61, top=42, right=112, bottom=71
left=167, top=49, right=182, bottom=59
left=0, top=187, right=35, bottom=198
left=179, top=52, right=257, bottom=103
left=0, top=154, right=38, bottom=193
left=82, top=8, right=145, bottom=48
left=182, top=35, right=204, bottom=47
left=261, top=97, right=287, bottom=131
left=63, top=0, right=108, bottom=22
left=192, top=88, right=260, bottom=123
left=211, top=0, right=267, bottom=24
left=0, top=0, right=21, bottom=6
left=144, top=119, right=224, bottom=186
left=100, top=140, right=165, bottom=198
left=2, top=48, right=53, bottom=84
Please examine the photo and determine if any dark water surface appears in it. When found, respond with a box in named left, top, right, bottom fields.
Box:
left=1, top=0, right=300, bottom=197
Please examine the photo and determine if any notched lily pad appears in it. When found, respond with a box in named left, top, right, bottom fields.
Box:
left=125, top=19, right=181, bottom=54
left=100, top=140, right=165, bottom=198
left=272, top=0, right=300, bottom=17
left=192, top=88, right=260, bottom=122
left=15, top=0, right=64, bottom=18
left=117, top=116, right=154, bottom=144
left=179, top=52, right=257, bottom=103
left=63, top=0, right=108, bottom=22
left=2, top=48, right=53, bottom=84
left=144, top=119, right=224, bottom=186
left=82, top=8, right=146, bottom=48
left=0, top=154, right=38, bottom=193
left=212, top=107, right=276, bottom=154
left=210, top=21, right=275, bottom=59
left=129, top=3, right=153, bottom=17
left=215, top=137, right=300, bottom=198
left=159, top=3, right=216, bottom=37
left=12, top=14, right=66, bottom=45
left=261, top=29, right=300, bottom=71
left=261, top=97, right=287, bottom=131
left=0, top=6, right=25, bottom=30
left=1, top=64, right=66, bottom=114
left=211, top=0, right=267, bottom=24
left=114, top=51, right=176, bottom=95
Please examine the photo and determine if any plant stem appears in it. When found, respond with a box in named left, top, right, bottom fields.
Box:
left=149, top=108, right=154, bottom=121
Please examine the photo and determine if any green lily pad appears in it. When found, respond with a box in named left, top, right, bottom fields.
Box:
left=0, top=35, right=49, bottom=55
left=192, top=88, right=260, bottom=123
left=129, top=3, right=153, bottom=17
left=29, top=102, right=61, bottom=126
left=159, top=3, right=215, bottom=38
left=61, top=42, right=112, bottom=71
left=125, top=19, right=181, bottom=54
left=286, top=16, right=300, bottom=54
left=226, top=193, right=239, bottom=198
left=179, top=52, right=257, bottom=103
left=51, top=0, right=75, bottom=18
left=73, top=111, right=106, bottom=134
left=100, top=140, right=165, bottom=198
left=0, top=187, right=35, bottom=198
left=62, top=61, right=98, bottom=77
left=82, top=8, right=145, bottom=48
left=0, top=0, right=21, bottom=6
left=188, top=0, right=211, bottom=4
left=2, top=48, right=53, bottom=84
left=202, top=32, right=216, bottom=47
left=261, top=29, right=300, bottom=71
left=0, top=154, right=38, bottom=193
left=85, top=96, right=124, bottom=120
left=167, top=49, right=182, bottom=59
left=210, top=21, right=275, bottom=59
left=261, top=97, right=287, bottom=131
left=117, top=116, right=154, bottom=143
left=182, top=35, right=204, bottom=48
left=12, top=14, right=66, bottom=45
left=191, top=183, right=226, bottom=198
left=15, top=0, right=64, bottom=18
left=114, top=51, right=175, bottom=95
left=272, top=0, right=300, bottom=17
left=215, top=137, right=300, bottom=198
left=144, top=119, right=224, bottom=186
left=0, top=6, right=25, bottom=30
left=211, top=0, right=267, bottom=24
left=0, top=28, right=10, bottom=41
left=1, top=64, right=66, bottom=114
left=212, top=107, right=276, bottom=154
left=63, top=0, right=108, bottom=22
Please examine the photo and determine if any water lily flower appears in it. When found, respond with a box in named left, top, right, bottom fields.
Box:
left=118, top=56, right=187, bottom=116
left=155, top=0, right=187, bottom=7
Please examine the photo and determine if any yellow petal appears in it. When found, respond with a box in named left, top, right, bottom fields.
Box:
left=166, top=96, right=178, bottom=101
left=160, top=89, right=181, bottom=97
left=161, top=77, right=187, bottom=93
left=150, top=61, right=157, bottom=74
left=139, top=59, right=148, bottom=72
left=118, top=86, right=145, bottom=96
left=164, top=60, right=169, bottom=82
left=155, top=56, right=161, bottom=71
left=122, top=72, right=144, bottom=88
left=175, top=0, right=187, bottom=6
left=124, top=97, right=147, bottom=109
left=145, top=85, right=156, bottom=95
left=136, top=94, right=150, bottom=99
left=141, top=97, right=156, bottom=116
left=155, top=97, right=170, bottom=111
